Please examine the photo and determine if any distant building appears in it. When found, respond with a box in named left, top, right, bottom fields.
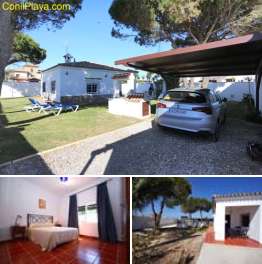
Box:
left=5, top=64, right=41, bottom=82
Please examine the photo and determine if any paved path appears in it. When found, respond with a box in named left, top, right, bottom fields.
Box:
left=0, top=118, right=262, bottom=175
left=197, top=243, right=262, bottom=264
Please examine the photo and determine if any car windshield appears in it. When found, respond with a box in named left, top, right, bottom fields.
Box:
left=163, top=91, right=207, bottom=103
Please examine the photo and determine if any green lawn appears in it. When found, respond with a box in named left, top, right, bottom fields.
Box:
left=0, top=97, right=139, bottom=164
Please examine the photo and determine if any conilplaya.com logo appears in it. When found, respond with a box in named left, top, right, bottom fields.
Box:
left=0, top=1, right=71, bottom=11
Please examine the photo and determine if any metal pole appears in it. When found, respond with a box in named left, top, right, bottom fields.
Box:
left=255, top=59, right=262, bottom=115
left=256, top=73, right=261, bottom=115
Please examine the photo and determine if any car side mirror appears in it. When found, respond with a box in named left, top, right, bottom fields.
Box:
left=222, top=98, right=228, bottom=103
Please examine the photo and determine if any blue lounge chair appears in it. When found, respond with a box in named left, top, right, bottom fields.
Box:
left=51, top=102, right=79, bottom=114
left=38, top=101, right=63, bottom=116
left=24, top=98, right=48, bottom=112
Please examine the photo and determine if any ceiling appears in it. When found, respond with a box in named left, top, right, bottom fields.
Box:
left=116, top=33, right=262, bottom=77
left=23, top=177, right=108, bottom=195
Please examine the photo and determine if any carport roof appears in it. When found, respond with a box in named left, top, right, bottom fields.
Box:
left=115, top=33, right=262, bottom=77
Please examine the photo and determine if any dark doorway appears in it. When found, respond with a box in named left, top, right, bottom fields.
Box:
left=241, top=214, right=250, bottom=227
left=225, top=214, right=231, bottom=236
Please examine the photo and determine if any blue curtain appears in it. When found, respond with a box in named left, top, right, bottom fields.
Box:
left=68, top=194, right=79, bottom=228
left=97, top=182, right=117, bottom=243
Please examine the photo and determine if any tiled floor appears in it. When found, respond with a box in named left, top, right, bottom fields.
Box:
left=0, top=236, right=128, bottom=264
left=204, top=228, right=262, bottom=248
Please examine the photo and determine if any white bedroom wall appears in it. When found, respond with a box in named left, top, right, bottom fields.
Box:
left=58, top=178, right=124, bottom=241
left=0, top=178, right=61, bottom=242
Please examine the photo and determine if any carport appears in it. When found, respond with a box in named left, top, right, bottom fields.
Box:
left=116, top=33, right=262, bottom=114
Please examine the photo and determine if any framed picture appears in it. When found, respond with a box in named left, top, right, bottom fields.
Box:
left=39, top=199, right=46, bottom=209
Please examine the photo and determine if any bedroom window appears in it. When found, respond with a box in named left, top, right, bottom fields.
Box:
left=86, top=83, right=98, bottom=94
left=78, top=204, right=98, bottom=223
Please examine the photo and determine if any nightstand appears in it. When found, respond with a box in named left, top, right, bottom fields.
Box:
left=11, top=226, right=27, bottom=240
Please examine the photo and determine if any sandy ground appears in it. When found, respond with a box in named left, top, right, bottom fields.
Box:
left=151, top=232, right=204, bottom=264
left=133, top=230, right=204, bottom=264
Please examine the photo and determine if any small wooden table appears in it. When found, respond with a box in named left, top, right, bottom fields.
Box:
left=11, top=226, right=27, bottom=240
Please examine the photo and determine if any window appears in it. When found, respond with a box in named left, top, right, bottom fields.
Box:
left=51, top=81, right=56, bottom=93
left=241, top=214, right=250, bottom=227
left=78, top=204, right=98, bottom=223
left=87, top=83, right=98, bottom=94
left=163, top=91, right=207, bottom=103
left=42, top=82, right=46, bottom=93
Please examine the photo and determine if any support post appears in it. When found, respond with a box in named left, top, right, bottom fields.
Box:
left=256, top=71, right=262, bottom=115
left=255, top=58, right=262, bottom=116
left=214, top=204, right=225, bottom=241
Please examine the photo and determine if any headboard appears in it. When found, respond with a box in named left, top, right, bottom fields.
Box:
left=27, top=214, right=53, bottom=227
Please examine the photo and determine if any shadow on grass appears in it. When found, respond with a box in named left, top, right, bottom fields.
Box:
left=7, top=113, right=53, bottom=126
left=0, top=102, right=54, bottom=175
left=4, top=110, right=26, bottom=114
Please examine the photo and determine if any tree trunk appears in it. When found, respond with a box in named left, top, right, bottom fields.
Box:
left=161, top=74, right=180, bottom=91
left=0, top=3, right=14, bottom=95
left=154, top=213, right=161, bottom=231
left=151, top=199, right=165, bottom=233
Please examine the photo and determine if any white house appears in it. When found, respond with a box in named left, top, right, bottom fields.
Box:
left=41, top=56, right=136, bottom=104
left=213, top=192, right=262, bottom=244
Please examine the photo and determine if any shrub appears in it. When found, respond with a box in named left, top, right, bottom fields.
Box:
left=242, top=94, right=262, bottom=123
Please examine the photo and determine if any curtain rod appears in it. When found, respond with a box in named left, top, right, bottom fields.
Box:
left=73, top=178, right=112, bottom=196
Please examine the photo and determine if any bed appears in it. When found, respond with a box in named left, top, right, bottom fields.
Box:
left=27, top=214, right=78, bottom=251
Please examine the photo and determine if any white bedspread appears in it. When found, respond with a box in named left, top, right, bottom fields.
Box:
left=28, top=226, right=79, bottom=251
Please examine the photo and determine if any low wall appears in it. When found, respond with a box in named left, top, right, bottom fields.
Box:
left=1, top=81, right=40, bottom=98
left=60, top=94, right=111, bottom=105
left=133, top=215, right=175, bottom=231
left=208, top=82, right=256, bottom=102
left=108, top=98, right=151, bottom=119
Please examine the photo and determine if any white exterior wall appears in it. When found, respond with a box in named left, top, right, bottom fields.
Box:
left=41, top=67, right=61, bottom=101
left=208, top=82, right=255, bottom=101
left=1, top=81, right=40, bottom=98
left=214, top=199, right=262, bottom=243
left=42, top=66, right=135, bottom=102
left=121, top=73, right=136, bottom=96
left=214, top=203, right=225, bottom=241
left=108, top=98, right=151, bottom=119
left=193, top=81, right=262, bottom=114
left=0, top=178, right=61, bottom=242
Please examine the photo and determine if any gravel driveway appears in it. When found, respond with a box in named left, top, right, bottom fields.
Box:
left=0, top=118, right=262, bottom=175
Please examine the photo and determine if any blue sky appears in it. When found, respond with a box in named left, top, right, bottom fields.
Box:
left=135, top=177, right=262, bottom=219
left=24, top=0, right=171, bottom=72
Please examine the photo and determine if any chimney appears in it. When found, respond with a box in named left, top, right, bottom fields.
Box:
left=63, top=53, right=73, bottom=63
